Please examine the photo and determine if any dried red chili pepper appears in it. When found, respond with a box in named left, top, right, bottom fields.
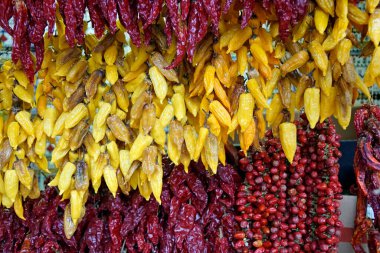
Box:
left=88, top=0, right=106, bottom=38
left=116, top=0, right=141, bottom=46
left=223, top=0, right=234, bottom=14
left=64, top=0, right=77, bottom=47
left=0, top=0, right=14, bottom=35
left=144, top=25, right=152, bottom=45
left=181, top=0, right=190, bottom=21
left=241, top=0, right=254, bottom=28
left=108, top=213, right=122, bottom=251
left=164, top=16, right=173, bottom=46
left=107, top=0, right=118, bottom=34
left=73, top=0, right=86, bottom=45
left=370, top=105, right=380, bottom=121
left=85, top=219, right=104, bottom=252
left=201, top=0, right=221, bottom=36
left=146, top=215, right=161, bottom=245
left=359, top=134, right=380, bottom=171
left=174, top=204, right=196, bottom=249
left=165, top=0, right=187, bottom=69
left=352, top=219, right=373, bottom=252
left=143, top=0, right=163, bottom=29
left=98, top=0, right=116, bottom=34
left=34, top=39, right=45, bottom=72
left=355, top=151, right=369, bottom=197
left=165, top=0, right=180, bottom=37
left=44, top=0, right=56, bottom=35
left=137, top=0, right=151, bottom=22
left=12, top=0, right=28, bottom=63
left=186, top=2, right=198, bottom=62
left=354, top=107, right=370, bottom=136
left=27, top=0, right=48, bottom=44
left=195, top=1, right=208, bottom=45
left=368, top=229, right=380, bottom=253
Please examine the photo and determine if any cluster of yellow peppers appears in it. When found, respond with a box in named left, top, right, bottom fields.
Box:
left=0, top=62, right=43, bottom=220
left=0, top=0, right=379, bottom=237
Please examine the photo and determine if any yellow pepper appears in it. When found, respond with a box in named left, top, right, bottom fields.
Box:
left=266, top=94, right=283, bottom=126
left=194, top=127, right=209, bottom=161
left=247, top=79, right=269, bottom=109
left=150, top=165, right=163, bottom=204
left=308, top=40, right=328, bottom=76
left=14, top=160, right=32, bottom=190
left=320, top=86, right=337, bottom=123
left=58, top=162, right=76, bottom=195
left=129, top=133, right=154, bottom=163
left=14, top=194, right=25, bottom=220
left=304, top=88, right=321, bottom=129
left=205, top=133, right=218, bottom=174
left=172, top=93, right=186, bottom=121
left=168, top=120, right=184, bottom=165
left=15, top=111, right=34, bottom=137
left=5, top=170, right=19, bottom=203
left=209, top=100, right=232, bottom=128
left=279, top=122, right=297, bottom=163
left=103, top=165, right=118, bottom=197
left=281, top=51, right=309, bottom=76
left=149, top=66, right=168, bottom=103
left=204, top=65, right=215, bottom=96
left=237, top=93, right=255, bottom=132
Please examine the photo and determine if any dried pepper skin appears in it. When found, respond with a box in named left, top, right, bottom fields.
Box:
left=166, top=0, right=188, bottom=69
left=352, top=104, right=380, bottom=252
left=195, top=1, right=208, bottom=45
left=164, top=16, right=173, bottom=46
left=12, top=0, right=28, bottom=64
left=273, top=0, right=309, bottom=40
left=88, top=0, right=106, bottom=38
left=64, top=0, right=78, bottom=47
left=0, top=0, right=14, bottom=35
left=144, top=0, right=163, bottom=29
left=186, top=2, right=199, bottom=62
left=201, top=0, right=221, bottom=36
left=174, top=204, right=196, bottom=250
left=20, top=37, right=35, bottom=82
left=26, top=0, right=46, bottom=44
left=242, top=0, right=255, bottom=28
left=44, top=0, right=56, bottom=35
left=106, top=0, right=118, bottom=34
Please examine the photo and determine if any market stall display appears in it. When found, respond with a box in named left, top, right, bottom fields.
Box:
left=0, top=0, right=379, bottom=252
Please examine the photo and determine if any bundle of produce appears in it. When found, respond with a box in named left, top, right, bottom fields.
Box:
left=0, top=0, right=376, bottom=231
left=0, top=158, right=240, bottom=252
left=352, top=104, right=380, bottom=252
left=0, top=0, right=310, bottom=78
left=234, top=114, right=343, bottom=252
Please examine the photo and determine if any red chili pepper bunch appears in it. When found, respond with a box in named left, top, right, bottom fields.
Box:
left=352, top=104, right=380, bottom=252
left=234, top=114, right=343, bottom=253
left=133, top=158, right=242, bottom=253
left=0, top=185, right=130, bottom=252
left=0, top=157, right=241, bottom=252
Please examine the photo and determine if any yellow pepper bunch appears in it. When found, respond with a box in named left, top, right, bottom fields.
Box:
left=0, top=61, right=42, bottom=220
